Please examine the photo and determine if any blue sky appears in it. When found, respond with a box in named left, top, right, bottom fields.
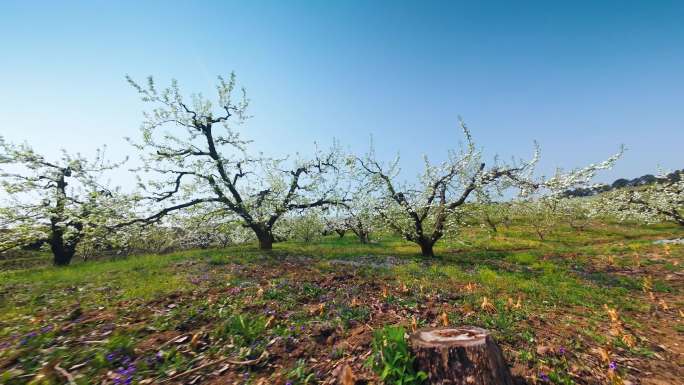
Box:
left=1, top=0, right=682, bottom=187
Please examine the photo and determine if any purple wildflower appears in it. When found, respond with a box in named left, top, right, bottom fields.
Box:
left=558, top=346, right=566, bottom=355
left=609, top=361, right=617, bottom=370
left=113, top=363, right=136, bottom=385
left=228, top=287, right=242, bottom=295
left=144, top=355, right=156, bottom=366
left=539, top=373, right=550, bottom=382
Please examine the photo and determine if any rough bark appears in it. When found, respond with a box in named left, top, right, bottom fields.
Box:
left=255, top=230, right=274, bottom=250
left=351, top=228, right=370, bottom=244
left=50, top=232, right=77, bottom=266
left=409, top=326, right=514, bottom=385
left=418, top=239, right=435, bottom=258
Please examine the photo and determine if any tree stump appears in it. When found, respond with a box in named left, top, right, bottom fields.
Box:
left=409, top=326, right=514, bottom=385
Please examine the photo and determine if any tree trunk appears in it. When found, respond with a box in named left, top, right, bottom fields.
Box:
left=52, top=247, right=75, bottom=266
left=335, top=229, right=346, bottom=238
left=409, top=327, right=514, bottom=385
left=418, top=240, right=434, bottom=258
left=256, top=231, right=274, bottom=250
left=50, top=236, right=76, bottom=266
left=352, top=229, right=370, bottom=244
left=672, top=211, right=684, bottom=226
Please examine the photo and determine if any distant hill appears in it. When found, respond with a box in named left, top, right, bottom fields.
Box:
left=564, top=169, right=683, bottom=197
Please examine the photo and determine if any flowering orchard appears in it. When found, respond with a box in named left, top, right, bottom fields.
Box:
left=0, top=139, right=137, bottom=265
left=123, top=74, right=343, bottom=251
left=0, top=74, right=680, bottom=265
left=593, top=171, right=684, bottom=226
left=353, top=121, right=623, bottom=257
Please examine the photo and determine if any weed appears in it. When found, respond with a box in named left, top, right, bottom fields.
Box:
left=286, top=359, right=317, bottom=385
left=338, top=304, right=371, bottom=327
left=215, top=313, right=268, bottom=348
left=367, top=326, right=427, bottom=385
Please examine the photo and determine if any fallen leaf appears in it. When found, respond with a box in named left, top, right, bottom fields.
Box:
left=657, top=299, right=669, bottom=311
left=264, top=315, right=275, bottom=328
left=481, top=297, right=495, bottom=312
left=536, top=345, right=550, bottom=355
left=621, top=333, right=635, bottom=348
left=439, top=311, right=449, bottom=326
left=642, top=276, right=653, bottom=292
left=514, top=296, right=522, bottom=309
left=592, top=347, right=611, bottom=363
left=604, top=305, right=620, bottom=324
left=339, top=364, right=355, bottom=385
left=190, top=333, right=202, bottom=348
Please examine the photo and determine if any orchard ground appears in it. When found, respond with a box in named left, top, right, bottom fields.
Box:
left=0, top=222, right=683, bottom=385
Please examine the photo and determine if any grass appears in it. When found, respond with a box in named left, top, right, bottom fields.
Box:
left=0, top=221, right=682, bottom=384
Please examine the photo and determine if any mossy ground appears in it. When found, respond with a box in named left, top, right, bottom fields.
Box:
left=1, top=222, right=682, bottom=384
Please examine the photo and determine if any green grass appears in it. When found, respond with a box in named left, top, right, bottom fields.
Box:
left=0, top=221, right=682, bottom=384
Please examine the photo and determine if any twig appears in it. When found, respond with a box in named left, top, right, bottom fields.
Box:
left=54, top=364, right=77, bottom=385
left=160, top=351, right=268, bottom=383
left=158, top=333, right=192, bottom=350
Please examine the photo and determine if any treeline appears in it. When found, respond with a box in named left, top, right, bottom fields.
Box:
left=565, top=169, right=683, bottom=197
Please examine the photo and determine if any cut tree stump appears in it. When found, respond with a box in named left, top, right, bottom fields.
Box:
left=409, top=326, right=514, bottom=385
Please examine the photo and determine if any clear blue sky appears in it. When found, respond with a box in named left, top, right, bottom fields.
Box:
left=1, top=0, right=682, bottom=187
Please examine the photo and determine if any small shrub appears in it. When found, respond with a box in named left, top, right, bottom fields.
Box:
left=286, top=359, right=317, bottom=385
left=367, top=326, right=427, bottom=385
left=215, top=313, right=267, bottom=347
left=338, top=304, right=371, bottom=327
left=301, top=282, right=323, bottom=299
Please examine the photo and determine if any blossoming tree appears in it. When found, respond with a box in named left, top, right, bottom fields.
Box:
left=356, top=121, right=622, bottom=257
left=0, top=138, right=132, bottom=265
left=332, top=161, right=380, bottom=244
left=595, top=170, right=684, bottom=226
left=463, top=189, right=512, bottom=234
left=125, top=74, right=343, bottom=249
